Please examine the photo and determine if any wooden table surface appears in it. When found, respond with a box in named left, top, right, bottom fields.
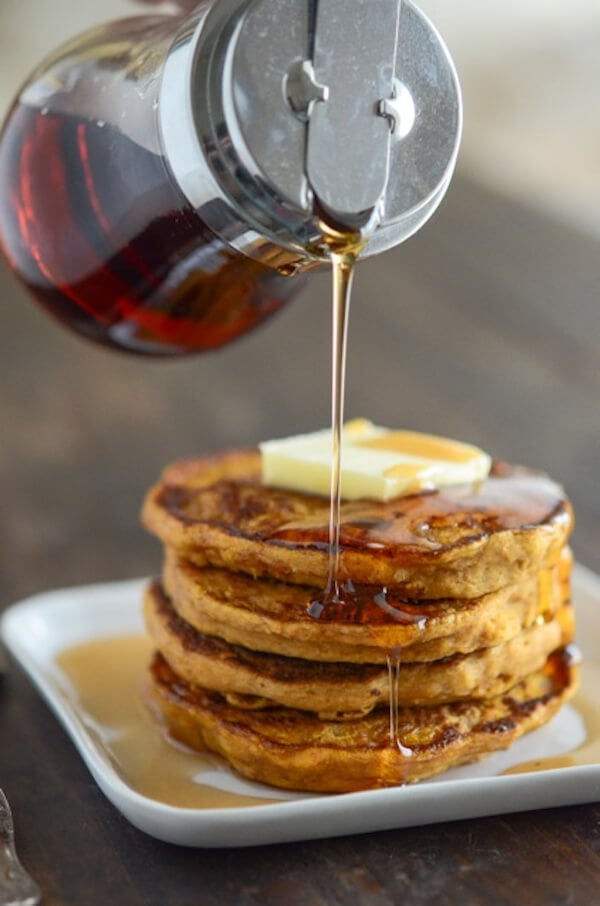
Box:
left=1, top=177, right=599, bottom=905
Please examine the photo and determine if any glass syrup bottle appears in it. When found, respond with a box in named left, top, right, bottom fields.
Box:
left=0, top=0, right=461, bottom=356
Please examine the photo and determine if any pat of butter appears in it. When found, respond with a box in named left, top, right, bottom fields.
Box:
left=259, top=419, right=492, bottom=501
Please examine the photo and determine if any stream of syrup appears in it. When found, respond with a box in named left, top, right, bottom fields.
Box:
left=325, top=248, right=357, bottom=599
left=313, top=221, right=365, bottom=606
left=309, top=229, right=425, bottom=756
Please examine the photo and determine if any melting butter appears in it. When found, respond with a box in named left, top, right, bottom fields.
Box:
left=260, top=419, right=491, bottom=501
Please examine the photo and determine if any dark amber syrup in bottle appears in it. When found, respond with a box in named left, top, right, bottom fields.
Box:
left=0, top=105, right=303, bottom=356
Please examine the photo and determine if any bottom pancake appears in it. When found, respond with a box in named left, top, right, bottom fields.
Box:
left=143, top=648, right=580, bottom=793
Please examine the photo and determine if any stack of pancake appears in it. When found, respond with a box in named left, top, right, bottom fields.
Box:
left=141, top=449, right=578, bottom=793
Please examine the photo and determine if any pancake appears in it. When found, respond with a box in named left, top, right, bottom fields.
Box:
left=143, top=647, right=580, bottom=792
left=144, top=581, right=575, bottom=717
left=142, top=451, right=573, bottom=599
left=161, top=548, right=572, bottom=664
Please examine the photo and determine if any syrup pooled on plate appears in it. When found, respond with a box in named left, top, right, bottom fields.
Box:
left=502, top=647, right=598, bottom=775
left=57, top=635, right=280, bottom=809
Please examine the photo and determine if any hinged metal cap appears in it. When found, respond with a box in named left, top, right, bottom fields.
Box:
left=304, top=0, right=403, bottom=229
left=186, top=0, right=462, bottom=259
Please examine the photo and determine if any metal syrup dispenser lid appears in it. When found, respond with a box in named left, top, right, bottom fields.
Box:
left=161, top=0, right=462, bottom=263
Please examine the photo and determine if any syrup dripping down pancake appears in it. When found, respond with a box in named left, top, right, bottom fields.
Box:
left=142, top=451, right=573, bottom=599
left=144, top=581, right=575, bottom=718
left=143, top=648, right=580, bottom=793
left=160, top=548, right=572, bottom=664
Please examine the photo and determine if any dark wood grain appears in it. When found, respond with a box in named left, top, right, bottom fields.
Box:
left=1, top=177, right=599, bottom=905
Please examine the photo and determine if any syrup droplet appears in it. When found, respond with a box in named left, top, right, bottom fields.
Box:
left=387, top=647, right=414, bottom=755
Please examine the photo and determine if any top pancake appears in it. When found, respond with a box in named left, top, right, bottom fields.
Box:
left=142, top=450, right=573, bottom=598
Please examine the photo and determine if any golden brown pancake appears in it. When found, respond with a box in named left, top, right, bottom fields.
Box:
left=142, top=451, right=573, bottom=598
left=144, top=581, right=575, bottom=717
left=161, top=548, right=572, bottom=664
left=143, top=648, right=580, bottom=792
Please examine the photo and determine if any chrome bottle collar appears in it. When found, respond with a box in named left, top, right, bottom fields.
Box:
left=159, top=0, right=462, bottom=269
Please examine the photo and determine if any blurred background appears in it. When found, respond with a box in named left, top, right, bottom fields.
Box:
left=1, top=0, right=599, bottom=598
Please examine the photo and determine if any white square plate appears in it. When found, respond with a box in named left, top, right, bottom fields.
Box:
left=1, top=566, right=599, bottom=848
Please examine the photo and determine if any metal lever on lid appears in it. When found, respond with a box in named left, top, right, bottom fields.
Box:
left=303, top=0, right=404, bottom=230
